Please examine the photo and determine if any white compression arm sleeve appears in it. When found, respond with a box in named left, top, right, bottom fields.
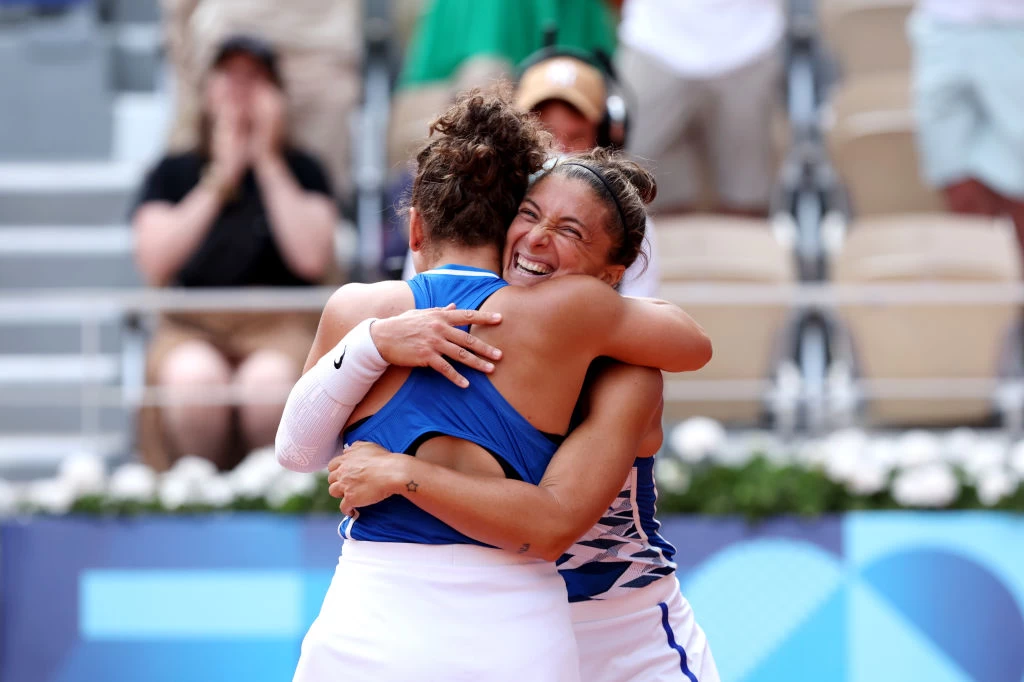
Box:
left=275, top=319, right=389, bottom=472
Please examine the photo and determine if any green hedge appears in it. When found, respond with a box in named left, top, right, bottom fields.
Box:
left=53, top=457, right=1024, bottom=522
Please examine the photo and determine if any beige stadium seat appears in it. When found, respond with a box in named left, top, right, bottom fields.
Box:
left=832, top=214, right=1022, bottom=426
left=819, top=0, right=914, bottom=77
left=826, top=73, right=945, bottom=216
left=657, top=215, right=797, bottom=423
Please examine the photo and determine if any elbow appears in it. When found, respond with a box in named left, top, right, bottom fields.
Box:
left=133, top=226, right=174, bottom=287
left=274, top=431, right=322, bottom=474
left=289, top=250, right=332, bottom=283
left=534, top=525, right=586, bottom=562
left=537, top=547, right=567, bottom=563
left=690, top=332, right=713, bottom=371
left=134, top=247, right=173, bottom=287
left=536, top=541, right=572, bottom=563
left=286, top=224, right=335, bottom=283
left=668, top=328, right=713, bottom=373
left=132, top=210, right=177, bottom=286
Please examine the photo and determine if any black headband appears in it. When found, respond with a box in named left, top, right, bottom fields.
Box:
left=560, top=161, right=626, bottom=230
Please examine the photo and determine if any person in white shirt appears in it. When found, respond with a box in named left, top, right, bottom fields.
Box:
left=910, top=0, right=1024, bottom=248
left=616, top=0, right=784, bottom=216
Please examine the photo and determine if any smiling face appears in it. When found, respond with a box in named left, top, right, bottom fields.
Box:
left=502, top=174, right=626, bottom=287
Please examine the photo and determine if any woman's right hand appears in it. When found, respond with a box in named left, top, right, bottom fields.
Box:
left=370, top=304, right=503, bottom=387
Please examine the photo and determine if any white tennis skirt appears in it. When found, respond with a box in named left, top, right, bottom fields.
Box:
left=292, top=539, right=581, bottom=682
left=571, top=575, right=718, bottom=682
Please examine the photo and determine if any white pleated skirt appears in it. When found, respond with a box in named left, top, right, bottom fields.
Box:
left=292, top=539, right=581, bottom=682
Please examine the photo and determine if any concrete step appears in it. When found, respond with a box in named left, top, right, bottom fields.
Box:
left=0, top=161, right=141, bottom=224
left=108, top=22, right=163, bottom=92
left=0, top=225, right=138, bottom=287
left=102, top=0, right=160, bottom=24
left=0, top=432, right=129, bottom=480
left=0, top=8, right=114, bottom=160
left=0, top=254, right=141, bottom=288
left=0, top=403, right=127, bottom=433
left=0, top=354, right=120, bottom=384
left=0, top=321, right=123, bottom=354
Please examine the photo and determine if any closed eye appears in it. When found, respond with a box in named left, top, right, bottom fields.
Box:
left=519, top=208, right=538, bottom=220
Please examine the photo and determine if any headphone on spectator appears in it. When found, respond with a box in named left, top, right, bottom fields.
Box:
left=517, top=27, right=631, bottom=150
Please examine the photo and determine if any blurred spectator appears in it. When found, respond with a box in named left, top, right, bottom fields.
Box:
left=909, top=0, right=1024, bottom=244
left=131, top=35, right=338, bottom=471
left=161, top=0, right=360, bottom=202
left=389, top=0, right=618, bottom=167
left=515, top=54, right=608, bottom=154
left=616, top=0, right=784, bottom=216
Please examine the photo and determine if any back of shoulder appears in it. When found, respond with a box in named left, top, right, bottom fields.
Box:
left=327, top=281, right=414, bottom=326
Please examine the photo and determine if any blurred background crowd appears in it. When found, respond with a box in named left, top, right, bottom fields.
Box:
left=2, top=0, right=1024, bottom=490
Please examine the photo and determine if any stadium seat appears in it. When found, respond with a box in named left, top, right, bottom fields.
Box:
left=825, top=73, right=944, bottom=216
left=819, top=0, right=914, bottom=77
left=831, top=214, right=1022, bottom=426
left=0, top=4, right=114, bottom=160
left=657, top=215, right=797, bottom=424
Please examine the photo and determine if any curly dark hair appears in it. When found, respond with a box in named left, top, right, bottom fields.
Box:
left=411, top=85, right=551, bottom=257
left=539, top=148, right=657, bottom=271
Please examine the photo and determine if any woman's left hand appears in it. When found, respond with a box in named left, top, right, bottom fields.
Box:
left=328, top=442, right=408, bottom=516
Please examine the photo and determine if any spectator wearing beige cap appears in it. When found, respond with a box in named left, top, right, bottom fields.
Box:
left=516, top=55, right=610, bottom=154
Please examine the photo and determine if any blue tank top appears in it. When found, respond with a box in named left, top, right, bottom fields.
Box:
left=557, top=456, right=677, bottom=601
left=339, top=264, right=562, bottom=545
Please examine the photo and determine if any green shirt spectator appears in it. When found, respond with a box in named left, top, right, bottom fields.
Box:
left=400, top=0, right=618, bottom=88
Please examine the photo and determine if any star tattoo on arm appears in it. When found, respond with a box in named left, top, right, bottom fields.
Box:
left=406, top=480, right=419, bottom=493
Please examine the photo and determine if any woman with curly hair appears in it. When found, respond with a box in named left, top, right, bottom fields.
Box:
left=282, top=87, right=710, bottom=682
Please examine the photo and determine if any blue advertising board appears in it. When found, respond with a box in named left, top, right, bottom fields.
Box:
left=2, top=513, right=1023, bottom=682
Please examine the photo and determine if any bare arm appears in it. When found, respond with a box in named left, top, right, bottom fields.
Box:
left=329, top=363, right=664, bottom=561
left=527, top=276, right=712, bottom=373
left=602, top=295, right=712, bottom=372
left=133, top=188, right=224, bottom=286
left=253, top=154, right=337, bottom=282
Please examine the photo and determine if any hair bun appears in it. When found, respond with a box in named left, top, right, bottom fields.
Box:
left=412, top=84, right=551, bottom=251
left=584, top=147, right=657, bottom=205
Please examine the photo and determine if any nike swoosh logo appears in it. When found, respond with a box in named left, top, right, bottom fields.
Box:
left=333, top=348, right=346, bottom=369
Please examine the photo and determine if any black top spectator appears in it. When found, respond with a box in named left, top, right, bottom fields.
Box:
left=132, top=33, right=338, bottom=289
left=134, top=149, right=331, bottom=287
left=130, top=34, right=339, bottom=474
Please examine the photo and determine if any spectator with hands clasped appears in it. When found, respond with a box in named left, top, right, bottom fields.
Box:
left=131, top=34, right=339, bottom=472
